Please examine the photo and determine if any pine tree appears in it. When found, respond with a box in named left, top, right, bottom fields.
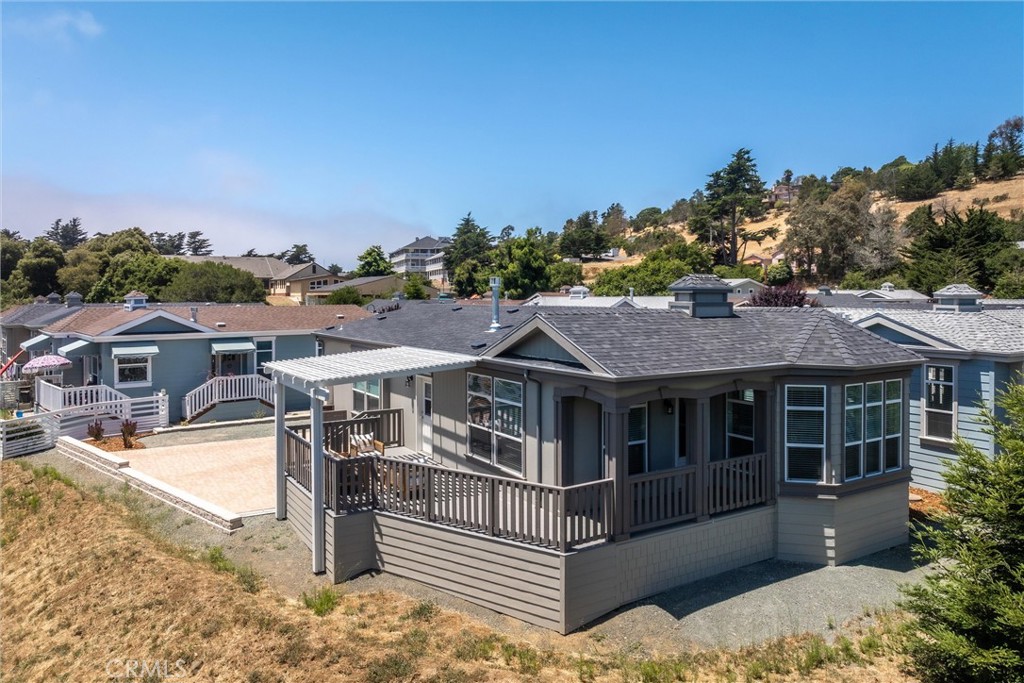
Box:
left=45, top=218, right=88, bottom=251
left=901, top=381, right=1024, bottom=683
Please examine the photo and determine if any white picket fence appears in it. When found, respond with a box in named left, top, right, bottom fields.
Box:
left=0, top=394, right=169, bottom=459
left=181, top=374, right=274, bottom=421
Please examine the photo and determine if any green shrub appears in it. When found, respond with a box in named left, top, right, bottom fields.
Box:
left=301, top=586, right=339, bottom=617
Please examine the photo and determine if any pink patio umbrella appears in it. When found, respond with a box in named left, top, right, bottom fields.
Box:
left=21, top=354, right=73, bottom=375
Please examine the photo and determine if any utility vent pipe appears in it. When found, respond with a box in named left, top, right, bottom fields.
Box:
left=489, top=277, right=501, bottom=332
left=189, top=307, right=198, bottom=322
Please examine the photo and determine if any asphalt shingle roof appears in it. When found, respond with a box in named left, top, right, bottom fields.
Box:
left=324, top=302, right=921, bottom=377
left=841, top=309, right=1024, bottom=355
left=319, top=300, right=527, bottom=353
left=166, top=255, right=292, bottom=280
left=42, top=304, right=371, bottom=337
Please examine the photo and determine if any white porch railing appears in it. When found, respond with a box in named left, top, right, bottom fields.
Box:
left=1, top=393, right=169, bottom=459
left=181, top=374, right=274, bottom=421
left=36, top=378, right=130, bottom=412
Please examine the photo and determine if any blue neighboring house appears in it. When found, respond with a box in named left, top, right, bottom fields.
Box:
left=22, top=292, right=370, bottom=423
left=837, top=285, right=1024, bottom=491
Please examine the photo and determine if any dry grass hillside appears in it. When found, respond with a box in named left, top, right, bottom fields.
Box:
left=608, top=176, right=1024, bottom=270
left=1, top=460, right=920, bottom=683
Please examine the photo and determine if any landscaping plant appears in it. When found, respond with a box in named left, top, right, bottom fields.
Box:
left=901, top=381, right=1024, bottom=683
left=119, top=419, right=137, bottom=448
left=86, top=419, right=105, bottom=441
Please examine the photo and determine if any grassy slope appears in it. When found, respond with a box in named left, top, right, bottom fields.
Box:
left=602, top=177, right=1024, bottom=275
left=1, top=460, right=919, bottom=683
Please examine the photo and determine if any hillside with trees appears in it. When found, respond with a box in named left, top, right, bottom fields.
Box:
left=0, top=226, right=266, bottom=309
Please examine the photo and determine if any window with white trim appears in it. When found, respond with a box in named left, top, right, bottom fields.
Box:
left=923, top=365, right=955, bottom=440
left=785, top=385, right=826, bottom=482
left=627, top=404, right=648, bottom=475
left=726, top=390, right=756, bottom=458
left=845, top=379, right=902, bottom=481
left=467, top=373, right=523, bottom=474
left=353, top=378, right=380, bottom=412
left=315, top=339, right=325, bottom=356
left=114, top=356, right=152, bottom=387
left=255, top=339, right=274, bottom=376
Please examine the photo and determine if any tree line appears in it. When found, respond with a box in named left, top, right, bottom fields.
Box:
left=0, top=224, right=266, bottom=309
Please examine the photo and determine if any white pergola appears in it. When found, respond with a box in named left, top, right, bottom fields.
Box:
left=264, top=346, right=478, bottom=573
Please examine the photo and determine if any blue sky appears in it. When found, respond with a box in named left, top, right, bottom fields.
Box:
left=3, top=2, right=1022, bottom=268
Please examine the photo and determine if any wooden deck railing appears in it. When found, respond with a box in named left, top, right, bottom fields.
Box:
left=308, top=454, right=612, bottom=552
left=284, top=427, right=312, bottom=490
left=628, top=465, right=698, bottom=532
left=294, top=408, right=405, bottom=455
left=706, top=452, right=770, bottom=516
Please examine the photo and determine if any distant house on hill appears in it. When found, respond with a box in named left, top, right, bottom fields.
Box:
left=269, top=263, right=347, bottom=303
left=305, top=275, right=439, bottom=304
left=389, top=236, right=451, bottom=284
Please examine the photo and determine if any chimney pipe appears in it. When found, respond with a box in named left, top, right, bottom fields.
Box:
left=190, top=307, right=198, bottom=322
left=489, top=277, right=501, bottom=332
left=629, top=287, right=635, bottom=300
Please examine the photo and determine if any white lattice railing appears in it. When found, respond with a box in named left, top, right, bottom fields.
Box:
left=181, top=374, right=274, bottom=421
left=36, top=378, right=130, bottom=411
left=1, top=393, right=169, bottom=459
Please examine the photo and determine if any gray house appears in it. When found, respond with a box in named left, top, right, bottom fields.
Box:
left=839, top=284, right=1024, bottom=491
left=23, top=293, right=370, bottom=423
left=267, top=275, right=922, bottom=633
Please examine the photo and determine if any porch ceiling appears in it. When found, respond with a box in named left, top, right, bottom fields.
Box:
left=264, top=346, right=478, bottom=390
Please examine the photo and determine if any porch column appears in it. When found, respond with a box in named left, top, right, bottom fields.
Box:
left=695, top=397, right=710, bottom=521
left=607, top=407, right=630, bottom=541
left=310, top=387, right=326, bottom=574
left=275, top=380, right=287, bottom=520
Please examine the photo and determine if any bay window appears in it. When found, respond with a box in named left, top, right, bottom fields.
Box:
left=845, top=379, right=902, bottom=481
left=785, top=385, right=826, bottom=482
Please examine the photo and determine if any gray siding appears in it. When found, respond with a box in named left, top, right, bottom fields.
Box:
left=833, top=484, right=908, bottom=564
left=563, top=506, right=776, bottom=632
left=328, top=511, right=377, bottom=583
left=285, top=477, right=313, bottom=551
left=374, top=513, right=564, bottom=632
left=777, top=481, right=908, bottom=565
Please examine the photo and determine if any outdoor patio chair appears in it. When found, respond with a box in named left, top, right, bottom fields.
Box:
left=348, top=433, right=385, bottom=458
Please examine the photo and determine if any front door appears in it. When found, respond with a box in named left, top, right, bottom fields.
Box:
left=417, top=377, right=433, bottom=458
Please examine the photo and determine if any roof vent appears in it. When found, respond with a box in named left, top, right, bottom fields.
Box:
left=451, top=306, right=462, bottom=312
left=123, top=291, right=149, bottom=311
left=189, top=306, right=198, bottom=322
left=507, top=308, right=519, bottom=314
left=817, top=286, right=833, bottom=296
left=880, top=282, right=895, bottom=292
left=216, top=321, right=226, bottom=327
left=336, top=314, right=345, bottom=319
left=470, top=341, right=487, bottom=349
left=46, top=292, right=61, bottom=304
left=377, top=315, right=387, bottom=320
left=568, top=285, right=590, bottom=300
left=667, top=274, right=735, bottom=318
left=933, top=284, right=983, bottom=313
left=64, top=292, right=83, bottom=308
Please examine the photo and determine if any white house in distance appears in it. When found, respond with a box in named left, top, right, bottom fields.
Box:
left=389, top=237, right=451, bottom=285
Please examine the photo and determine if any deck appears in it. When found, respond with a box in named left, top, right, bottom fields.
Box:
left=283, top=410, right=772, bottom=553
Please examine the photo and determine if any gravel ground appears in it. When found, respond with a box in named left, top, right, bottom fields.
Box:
left=18, top=425, right=930, bottom=654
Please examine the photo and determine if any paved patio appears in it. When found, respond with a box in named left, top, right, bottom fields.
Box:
left=127, top=435, right=276, bottom=515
